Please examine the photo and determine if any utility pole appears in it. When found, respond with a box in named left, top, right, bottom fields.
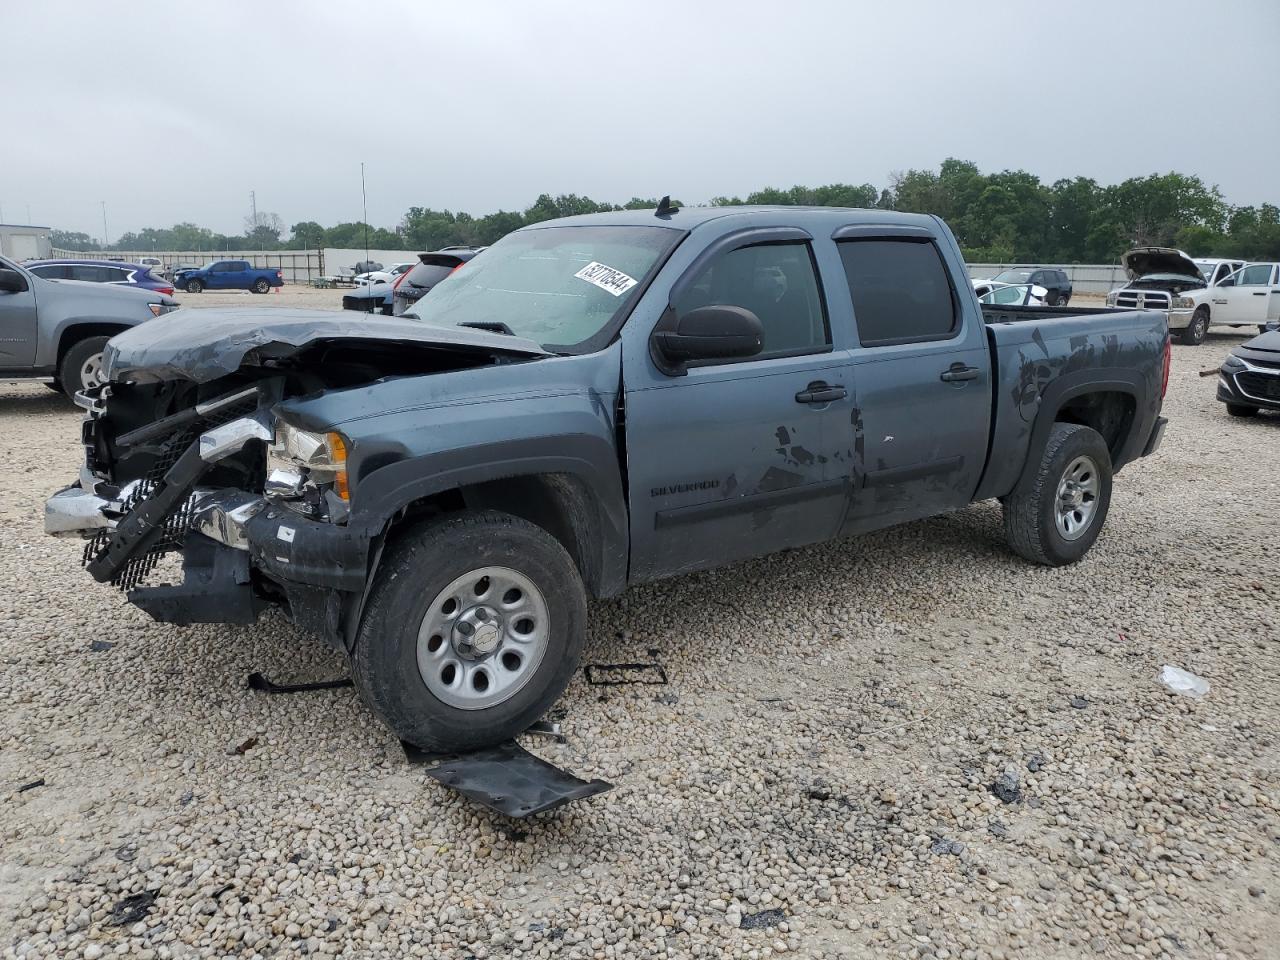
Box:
left=101, top=201, right=109, bottom=248
left=250, top=190, right=258, bottom=230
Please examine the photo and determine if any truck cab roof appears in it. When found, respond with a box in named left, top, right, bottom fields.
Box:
left=517, top=205, right=941, bottom=234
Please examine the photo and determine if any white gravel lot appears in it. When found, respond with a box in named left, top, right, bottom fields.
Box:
left=1, top=290, right=1277, bottom=959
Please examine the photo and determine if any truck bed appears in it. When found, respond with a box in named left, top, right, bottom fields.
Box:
left=974, top=306, right=1169, bottom=501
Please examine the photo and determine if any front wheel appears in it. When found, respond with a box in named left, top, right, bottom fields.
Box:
left=1180, top=307, right=1210, bottom=345
left=1003, top=423, right=1113, bottom=566
left=353, top=510, right=586, bottom=753
left=185, top=278, right=204, bottom=294
left=58, top=336, right=112, bottom=399
left=251, top=278, right=271, bottom=294
left=1226, top=403, right=1259, bottom=418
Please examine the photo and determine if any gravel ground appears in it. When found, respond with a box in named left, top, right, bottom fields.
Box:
left=1, top=294, right=1277, bottom=959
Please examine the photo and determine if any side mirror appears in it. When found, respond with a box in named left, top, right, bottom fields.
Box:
left=1218, top=276, right=1235, bottom=288
left=653, top=304, right=763, bottom=373
left=0, top=268, right=27, bottom=293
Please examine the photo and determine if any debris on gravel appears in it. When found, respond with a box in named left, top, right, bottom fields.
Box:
left=1, top=319, right=1278, bottom=958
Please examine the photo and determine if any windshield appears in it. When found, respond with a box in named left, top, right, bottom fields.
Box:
left=1195, top=260, right=1217, bottom=281
left=992, top=269, right=1033, bottom=283
left=407, top=225, right=682, bottom=351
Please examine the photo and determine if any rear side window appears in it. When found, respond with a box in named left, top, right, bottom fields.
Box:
left=403, top=262, right=458, bottom=290
left=31, top=264, right=71, bottom=279
left=71, top=265, right=126, bottom=283
left=837, top=239, right=957, bottom=346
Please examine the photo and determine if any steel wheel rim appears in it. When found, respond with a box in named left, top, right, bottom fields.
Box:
left=1055, top=454, right=1100, bottom=541
left=416, top=565, right=550, bottom=711
left=80, top=353, right=104, bottom=390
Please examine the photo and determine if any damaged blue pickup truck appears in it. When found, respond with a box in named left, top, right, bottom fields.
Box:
left=46, top=205, right=1170, bottom=752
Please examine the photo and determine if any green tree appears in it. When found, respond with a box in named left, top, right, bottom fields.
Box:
left=50, top=230, right=99, bottom=252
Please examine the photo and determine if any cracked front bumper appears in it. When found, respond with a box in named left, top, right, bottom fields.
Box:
left=44, top=483, right=266, bottom=552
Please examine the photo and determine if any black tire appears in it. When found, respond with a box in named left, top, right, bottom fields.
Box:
left=185, top=278, right=204, bottom=294
left=1003, top=423, right=1113, bottom=566
left=1226, top=403, right=1259, bottom=418
left=1053, top=292, right=1070, bottom=307
left=252, top=278, right=271, bottom=294
left=353, top=510, right=586, bottom=752
left=58, top=336, right=112, bottom=399
left=44, top=381, right=63, bottom=393
left=1180, top=306, right=1210, bottom=345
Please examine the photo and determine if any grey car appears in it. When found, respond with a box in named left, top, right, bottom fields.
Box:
left=0, top=254, right=179, bottom=396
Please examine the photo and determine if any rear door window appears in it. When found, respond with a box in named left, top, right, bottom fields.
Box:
left=837, top=239, right=958, bottom=346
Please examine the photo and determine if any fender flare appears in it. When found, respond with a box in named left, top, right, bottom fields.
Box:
left=350, top=433, right=629, bottom=596
left=1012, top=368, right=1148, bottom=495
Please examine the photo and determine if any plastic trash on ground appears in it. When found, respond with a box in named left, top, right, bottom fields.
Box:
left=1160, top=665, right=1209, bottom=698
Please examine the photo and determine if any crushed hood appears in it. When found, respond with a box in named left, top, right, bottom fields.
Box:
left=1122, top=247, right=1201, bottom=281
left=101, top=307, right=549, bottom=383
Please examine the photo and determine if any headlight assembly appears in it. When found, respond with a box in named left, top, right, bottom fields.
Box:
left=266, top=421, right=350, bottom=519
left=1220, top=354, right=1246, bottom=373
left=1172, top=297, right=1195, bottom=309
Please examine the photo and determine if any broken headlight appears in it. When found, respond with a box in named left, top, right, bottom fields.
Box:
left=266, top=421, right=350, bottom=520
left=1172, top=296, right=1195, bottom=309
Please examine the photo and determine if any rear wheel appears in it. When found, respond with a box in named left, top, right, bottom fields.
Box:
left=353, top=510, right=586, bottom=752
left=1003, top=423, right=1113, bottom=566
left=185, top=278, right=204, bottom=294
left=1181, top=306, right=1210, bottom=345
left=251, top=277, right=271, bottom=294
left=58, top=336, right=111, bottom=399
left=1226, top=403, right=1259, bottom=418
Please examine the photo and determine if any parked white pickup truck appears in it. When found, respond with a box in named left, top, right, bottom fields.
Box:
left=1107, top=248, right=1278, bottom=344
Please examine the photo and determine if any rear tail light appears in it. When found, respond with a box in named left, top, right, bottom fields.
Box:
left=158, top=286, right=174, bottom=296
left=276, top=271, right=283, bottom=279
left=1160, top=335, right=1172, bottom=399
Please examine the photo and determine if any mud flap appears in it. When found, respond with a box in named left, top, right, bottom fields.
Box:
left=402, top=740, right=612, bottom=817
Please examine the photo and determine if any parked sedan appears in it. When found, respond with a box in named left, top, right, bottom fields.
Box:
left=1217, top=322, right=1280, bottom=417
left=341, top=284, right=394, bottom=315
left=987, top=268, right=1072, bottom=305
left=974, top=279, right=1048, bottom=306
left=355, top=263, right=415, bottom=287
left=392, top=248, right=483, bottom=316
left=23, top=259, right=175, bottom=295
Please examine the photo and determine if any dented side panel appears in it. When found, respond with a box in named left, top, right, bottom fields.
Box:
left=975, top=309, right=1167, bottom=500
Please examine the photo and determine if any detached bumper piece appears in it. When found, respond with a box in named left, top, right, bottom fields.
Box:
left=403, top=740, right=613, bottom=818
left=129, top=534, right=262, bottom=625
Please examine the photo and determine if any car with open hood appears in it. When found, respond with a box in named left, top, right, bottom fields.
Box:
left=1107, top=248, right=1276, bottom=345
left=43, top=205, right=1171, bottom=755
left=1216, top=322, right=1280, bottom=417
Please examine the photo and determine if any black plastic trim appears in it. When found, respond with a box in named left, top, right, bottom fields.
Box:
left=653, top=478, right=847, bottom=530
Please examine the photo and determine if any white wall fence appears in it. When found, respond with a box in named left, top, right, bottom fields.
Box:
left=966, top=263, right=1128, bottom=296
left=52, top=248, right=323, bottom=283
left=49, top=247, right=435, bottom=284
left=50, top=247, right=1129, bottom=295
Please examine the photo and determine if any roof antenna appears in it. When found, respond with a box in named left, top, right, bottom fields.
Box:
left=655, top=195, right=678, bottom=219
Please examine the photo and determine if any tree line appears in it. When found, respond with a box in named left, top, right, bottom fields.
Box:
left=53, top=158, right=1280, bottom=264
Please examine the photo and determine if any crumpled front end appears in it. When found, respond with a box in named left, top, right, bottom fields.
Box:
left=44, top=309, right=548, bottom=644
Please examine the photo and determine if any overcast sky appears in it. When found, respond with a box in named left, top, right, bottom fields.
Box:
left=6, top=0, right=1278, bottom=240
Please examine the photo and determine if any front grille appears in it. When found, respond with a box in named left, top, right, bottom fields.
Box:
left=1237, top=371, right=1280, bottom=402
left=1115, top=291, right=1170, bottom=310
left=82, top=392, right=259, bottom=591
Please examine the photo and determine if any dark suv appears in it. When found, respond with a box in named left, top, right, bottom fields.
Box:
left=990, top=268, right=1072, bottom=306
left=392, top=248, right=484, bottom=316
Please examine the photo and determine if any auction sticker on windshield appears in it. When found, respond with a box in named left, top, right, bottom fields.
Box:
left=574, top=261, right=638, bottom=297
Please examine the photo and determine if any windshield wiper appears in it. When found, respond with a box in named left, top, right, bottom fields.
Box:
left=459, top=320, right=516, bottom=337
